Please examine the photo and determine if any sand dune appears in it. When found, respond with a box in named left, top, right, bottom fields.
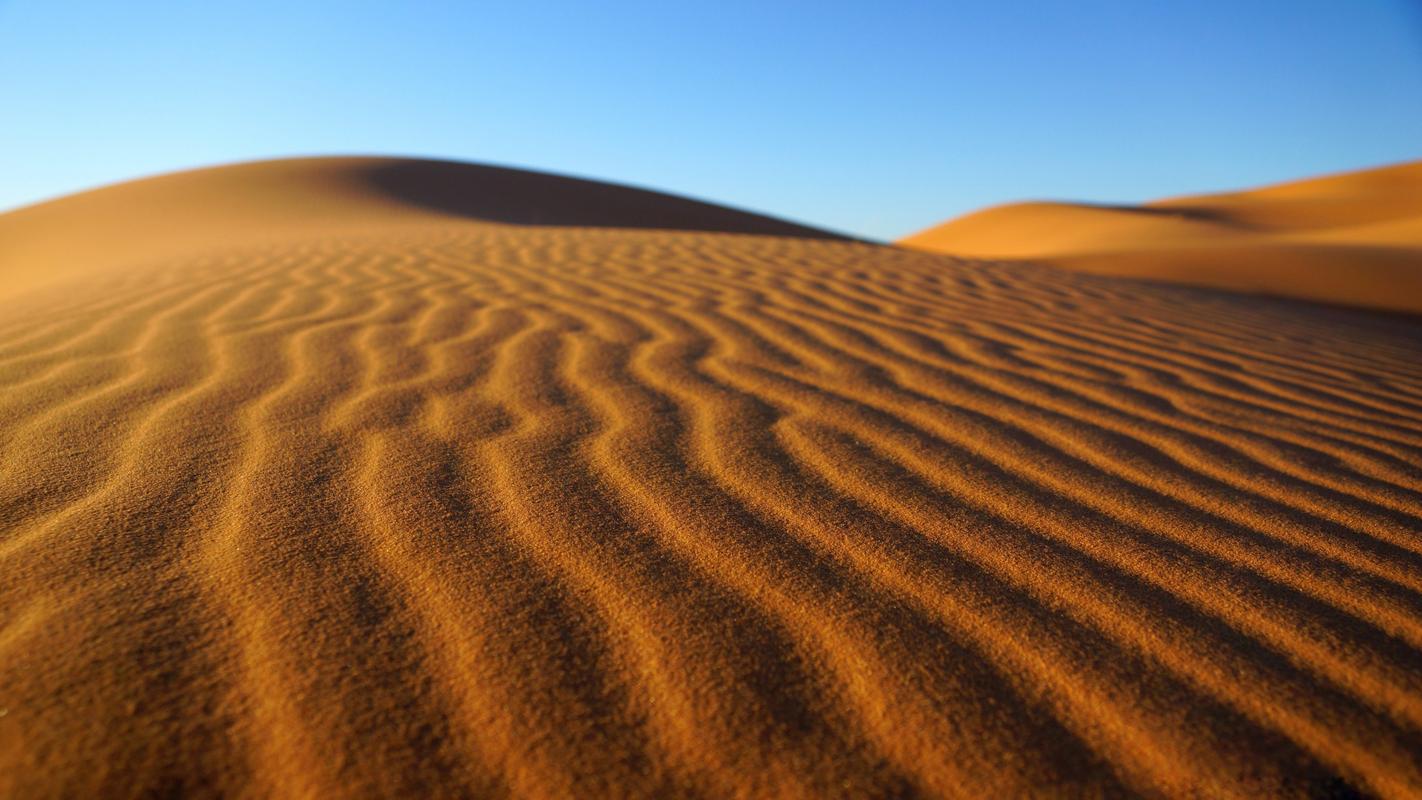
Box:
left=899, top=160, right=1422, bottom=314
left=2, top=158, right=1421, bottom=798
left=0, top=157, right=842, bottom=303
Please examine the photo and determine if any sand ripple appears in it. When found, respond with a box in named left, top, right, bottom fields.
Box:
left=1, top=226, right=1420, bottom=797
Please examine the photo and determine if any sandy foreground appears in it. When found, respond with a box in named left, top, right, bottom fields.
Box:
left=2, top=159, right=1421, bottom=798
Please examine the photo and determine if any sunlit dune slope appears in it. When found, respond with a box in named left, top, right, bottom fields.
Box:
left=2, top=158, right=1422, bottom=798
left=899, top=160, right=1422, bottom=313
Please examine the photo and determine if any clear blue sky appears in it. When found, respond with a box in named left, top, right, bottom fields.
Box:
left=2, top=1, right=1420, bottom=239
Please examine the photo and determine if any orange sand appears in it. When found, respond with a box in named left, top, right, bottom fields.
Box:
left=2, top=158, right=1421, bottom=798
left=899, top=160, right=1422, bottom=314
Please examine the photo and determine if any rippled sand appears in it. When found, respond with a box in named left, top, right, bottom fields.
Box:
left=2, top=159, right=1420, bottom=798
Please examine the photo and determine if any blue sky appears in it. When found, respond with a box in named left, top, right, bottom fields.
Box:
left=2, top=1, right=1420, bottom=239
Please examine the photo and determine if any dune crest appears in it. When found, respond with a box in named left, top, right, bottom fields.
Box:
left=1, top=158, right=1421, bottom=797
left=899, top=160, right=1422, bottom=313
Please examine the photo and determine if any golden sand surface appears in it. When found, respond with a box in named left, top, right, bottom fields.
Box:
left=2, top=159, right=1421, bottom=798
left=900, top=160, right=1422, bottom=314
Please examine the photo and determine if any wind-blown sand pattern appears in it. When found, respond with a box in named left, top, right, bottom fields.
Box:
left=900, top=160, right=1422, bottom=314
left=2, top=158, right=1421, bottom=798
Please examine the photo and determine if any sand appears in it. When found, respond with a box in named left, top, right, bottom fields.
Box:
left=1, top=158, right=1421, bottom=798
left=899, top=160, right=1422, bottom=314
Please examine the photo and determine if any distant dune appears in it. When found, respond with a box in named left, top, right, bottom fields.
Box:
left=900, top=160, right=1422, bottom=314
left=2, top=158, right=1421, bottom=798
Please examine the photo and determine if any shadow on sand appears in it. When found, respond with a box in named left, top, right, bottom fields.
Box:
left=364, top=158, right=854, bottom=240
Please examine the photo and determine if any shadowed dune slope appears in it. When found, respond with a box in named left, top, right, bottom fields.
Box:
left=899, top=160, right=1422, bottom=314
left=2, top=159, right=1422, bottom=798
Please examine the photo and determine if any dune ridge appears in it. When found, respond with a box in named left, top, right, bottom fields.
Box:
left=2, top=160, right=1421, bottom=797
left=899, top=159, right=1422, bottom=314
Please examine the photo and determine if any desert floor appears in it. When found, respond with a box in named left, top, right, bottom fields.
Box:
left=2, top=159, right=1421, bottom=798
